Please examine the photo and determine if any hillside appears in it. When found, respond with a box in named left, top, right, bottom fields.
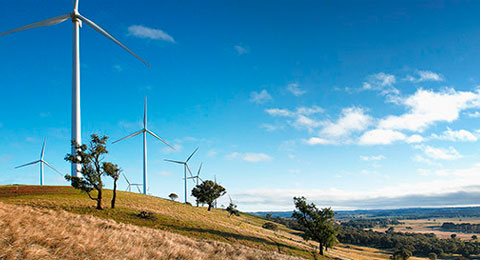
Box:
left=0, top=185, right=324, bottom=260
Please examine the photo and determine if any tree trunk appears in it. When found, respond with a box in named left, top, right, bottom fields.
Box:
left=319, top=242, right=324, bottom=255
left=96, top=189, right=103, bottom=210
left=208, top=203, right=212, bottom=211
left=111, top=179, right=117, bottom=209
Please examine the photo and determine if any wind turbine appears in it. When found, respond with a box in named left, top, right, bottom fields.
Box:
left=15, top=138, right=62, bottom=185
left=123, top=173, right=142, bottom=193
left=165, top=148, right=199, bottom=203
left=187, top=162, right=204, bottom=186
left=113, top=97, right=174, bottom=195
left=0, top=0, right=150, bottom=178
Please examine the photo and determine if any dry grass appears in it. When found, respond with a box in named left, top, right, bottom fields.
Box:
left=372, top=218, right=480, bottom=241
left=0, top=202, right=306, bottom=260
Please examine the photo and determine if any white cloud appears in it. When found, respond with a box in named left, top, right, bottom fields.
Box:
left=378, top=88, right=480, bottom=132
left=320, top=107, right=372, bottom=137
left=406, top=134, right=424, bottom=143
left=467, top=111, right=480, bottom=118
left=360, top=155, right=386, bottom=161
left=412, top=155, right=441, bottom=166
left=157, top=171, right=172, bottom=176
left=226, top=152, right=272, bottom=162
left=127, top=25, right=175, bottom=42
left=234, top=45, right=248, bottom=55
left=304, top=137, right=334, bottom=145
left=113, top=65, right=123, bottom=72
left=265, top=106, right=324, bottom=131
left=265, top=108, right=294, bottom=117
left=286, top=83, right=306, bottom=97
left=362, top=72, right=398, bottom=95
left=250, top=89, right=272, bottom=104
left=206, top=149, right=218, bottom=157
left=243, top=153, right=272, bottom=162
left=416, top=145, right=463, bottom=160
left=358, top=129, right=406, bottom=145
left=406, top=70, right=444, bottom=83
left=431, top=127, right=478, bottom=142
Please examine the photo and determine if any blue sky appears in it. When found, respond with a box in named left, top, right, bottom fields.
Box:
left=2, top=0, right=480, bottom=211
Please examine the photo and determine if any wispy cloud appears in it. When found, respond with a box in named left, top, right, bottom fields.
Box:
left=378, top=88, right=480, bottom=132
left=286, top=83, right=306, bottom=97
left=303, top=137, right=334, bottom=145
left=250, top=89, right=272, bottom=104
left=362, top=72, right=398, bottom=95
left=320, top=107, right=372, bottom=138
left=234, top=45, right=249, bottom=55
left=431, top=127, right=478, bottom=142
left=226, top=152, right=272, bottom=162
left=415, top=145, right=462, bottom=160
left=360, top=155, right=386, bottom=161
left=405, top=70, right=444, bottom=83
left=128, top=25, right=175, bottom=43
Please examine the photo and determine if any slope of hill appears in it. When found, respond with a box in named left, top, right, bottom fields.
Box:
left=0, top=185, right=322, bottom=260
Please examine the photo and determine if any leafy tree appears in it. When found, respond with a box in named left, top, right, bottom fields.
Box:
left=265, top=213, right=272, bottom=219
left=169, top=193, right=178, bottom=201
left=451, top=234, right=457, bottom=239
left=65, top=134, right=112, bottom=210
left=390, top=247, right=412, bottom=260
left=191, top=180, right=226, bottom=211
left=428, top=252, right=437, bottom=260
left=291, top=196, right=338, bottom=255
left=472, top=235, right=478, bottom=240
left=103, top=162, right=121, bottom=208
left=262, top=222, right=278, bottom=231
left=226, top=202, right=240, bottom=217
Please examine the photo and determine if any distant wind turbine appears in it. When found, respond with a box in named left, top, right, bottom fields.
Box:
left=15, top=138, right=62, bottom=185
left=165, top=148, right=199, bottom=203
left=113, top=97, right=174, bottom=195
left=123, top=173, right=142, bottom=193
left=0, top=0, right=150, bottom=178
left=187, top=162, right=204, bottom=186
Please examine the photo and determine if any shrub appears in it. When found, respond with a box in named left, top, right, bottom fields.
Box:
left=262, top=222, right=279, bottom=231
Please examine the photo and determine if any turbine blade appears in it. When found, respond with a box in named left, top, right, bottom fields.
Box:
left=185, top=164, right=194, bottom=177
left=197, top=162, right=203, bottom=176
left=0, top=14, right=71, bottom=37
left=136, top=185, right=141, bottom=193
left=15, top=160, right=41, bottom=169
left=146, top=129, right=174, bottom=150
left=73, top=0, right=79, bottom=11
left=40, top=138, right=46, bottom=160
left=43, top=161, right=63, bottom=176
left=164, top=159, right=184, bottom=164
left=186, top=147, right=199, bottom=163
left=123, top=173, right=131, bottom=185
left=112, top=129, right=144, bottom=144
left=76, top=14, right=150, bottom=67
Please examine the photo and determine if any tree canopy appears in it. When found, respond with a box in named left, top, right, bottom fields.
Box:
left=191, top=180, right=226, bottom=211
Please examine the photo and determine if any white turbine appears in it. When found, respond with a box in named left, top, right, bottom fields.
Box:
left=165, top=148, right=199, bottom=203
left=0, top=0, right=149, bottom=178
left=186, top=162, right=204, bottom=186
left=113, top=97, right=174, bottom=195
left=15, top=138, right=62, bottom=185
left=123, top=173, right=142, bottom=193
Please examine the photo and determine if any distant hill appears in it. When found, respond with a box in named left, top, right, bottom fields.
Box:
left=0, top=185, right=321, bottom=260
left=252, top=206, right=480, bottom=220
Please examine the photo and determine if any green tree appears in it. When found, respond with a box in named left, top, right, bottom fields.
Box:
left=169, top=193, right=178, bottom=201
left=291, top=196, right=338, bottom=255
left=226, top=202, right=240, bottom=217
left=191, top=180, right=226, bottom=211
left=390, top=248, right=412, bottom=260
left=472, top=235, right=478, bottom=240
left=65, top=134, right=112, bottom=210
left=103, top=162, right=121, bottom=208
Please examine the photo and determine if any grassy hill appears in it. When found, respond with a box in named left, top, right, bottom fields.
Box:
left=0, top=185, right=325, bottom=260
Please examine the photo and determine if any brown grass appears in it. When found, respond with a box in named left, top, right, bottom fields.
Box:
left=0, top=202, right=305, bottom=260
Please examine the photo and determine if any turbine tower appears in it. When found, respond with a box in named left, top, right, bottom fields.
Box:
left=113, top=97, right=174, bottom=194
left=165, top=148, right=199, bottom=203
left=15, top=138, right=62, bottom=185
left=0, top=0, right=149, bottom=178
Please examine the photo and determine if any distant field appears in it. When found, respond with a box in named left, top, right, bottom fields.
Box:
left=372, top=218, right=480, bottom=240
